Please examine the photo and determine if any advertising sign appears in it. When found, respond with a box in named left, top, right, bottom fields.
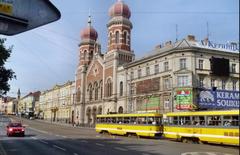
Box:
left=198, top=89, right=239, bottom=109
left=176, top=88, right=193, bottom=110
left=137, top=96, right=160, bottom=112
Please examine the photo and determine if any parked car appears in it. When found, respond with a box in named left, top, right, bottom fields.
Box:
left=6, top=122, right=25, bottom=137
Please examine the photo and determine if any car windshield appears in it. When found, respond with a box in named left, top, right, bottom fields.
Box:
left=9, top=123, right=22, bottom=127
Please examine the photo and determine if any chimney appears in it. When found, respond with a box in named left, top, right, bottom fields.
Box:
left=186, top=35, right=195, bottom=41
left=155, top=44, right=162, bottom=49
left=203, top=37, right=209, bottom=45
left=165, top=41, right=172, bottom=46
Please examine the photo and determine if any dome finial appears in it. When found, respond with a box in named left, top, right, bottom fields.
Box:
left=88, top=9, right=91, bottom=26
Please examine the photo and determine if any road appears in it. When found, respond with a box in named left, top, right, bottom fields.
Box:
left=0, top=115, right=238, bottom=155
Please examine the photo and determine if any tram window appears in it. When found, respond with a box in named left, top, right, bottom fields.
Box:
left=97, top=118, right=101, bottom=123
left=123, top=117, right=130, bottom=124
left=223, top=115, right=239, bottom=126
left=100, top=117, right=105, bottom=123
left=179, top=116, right=191, bottom=125
left=112, top=117, right=116, bottom=123
left=155, top=117, right=161, bottom=125
left=147, top=117, right=154, bottom=124
left=117, top=117, right=123, bottom=124
left=130, top=117, right=137, bottom=124
left=192, top=116, right=205, bottom=126
left=137, top=117, right=147, bottom=124
left=207, top=116, right=221, bottom=126
left=232, top=116, right=239, bottom=126
left=106, top=117, right=111, bottom=123
left=173, top=117, right=178, bottom=125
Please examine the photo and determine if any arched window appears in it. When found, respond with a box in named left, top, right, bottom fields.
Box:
left=76, top=87, right=81, bottom=102
left=118, top=106, right=123, bottom=114
left=99, top=80, right=103, bottom=99
left=109, top=32, right=112, bottom=45
left=123, top=31, right=127, bottom=44
left=90, top=51, right=93, bottom=59
left=88, top=84, right=93, bottom=101
left=94, top=82, right=98, bottom=100
left=120, top=81, right=123, bottom=96
left=115, top=31, right=120, bottom=44
left=84, top=50, right=87, bottom=60
left=107, top=79, right=112, bottom=97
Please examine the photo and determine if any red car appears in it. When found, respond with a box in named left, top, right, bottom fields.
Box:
left=6, top=122, right=25, bottom=137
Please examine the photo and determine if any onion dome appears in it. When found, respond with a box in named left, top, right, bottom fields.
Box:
left=109, top=0, right=131, bottom=19
left=80, top=16, right=98, bottom=41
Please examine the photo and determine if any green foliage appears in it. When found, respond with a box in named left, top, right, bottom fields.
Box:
left=0, top=38, right=16, bottom=97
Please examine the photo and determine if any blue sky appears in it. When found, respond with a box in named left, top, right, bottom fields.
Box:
left=2, top=0, right=239, bottom=97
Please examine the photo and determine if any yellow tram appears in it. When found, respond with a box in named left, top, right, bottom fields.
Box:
left=163, top=110, right=239, bottom=146
left=95, top=113, right=163, bottom=137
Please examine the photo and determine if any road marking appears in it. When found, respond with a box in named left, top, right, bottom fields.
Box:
left=39, top=140, right=48, bottom=144
left=114, top=147, right=127, bottom=151
left=142, top=153, right=150, bottom=155
left=31, top=137, right=37, bottom=140
left=95, top=143, right=104, bottom=146
left=28, top=127, right=48, bottom=134
left=61, top=135, right=67, bottom=138
left=53, top=145, right=66, bottom=151
left=73, top=153, right=79, bottom=155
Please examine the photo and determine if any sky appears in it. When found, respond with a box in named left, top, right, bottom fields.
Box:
left=2, top=0, right=239, bottom=97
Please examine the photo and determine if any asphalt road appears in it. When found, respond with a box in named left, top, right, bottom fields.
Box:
left=0, top=115, right=239, bottom=155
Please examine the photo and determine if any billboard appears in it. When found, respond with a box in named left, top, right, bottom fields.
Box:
left=175, top=88, right=193, bottom=110
left=137, top=96, right=160, bottom=112
left=198, top=89, right=239, bottom=109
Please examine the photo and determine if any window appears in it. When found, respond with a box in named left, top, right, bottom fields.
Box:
left=130, top=71, right=134, bottom=80
left=164, top=99, right=170, bottom=109
left=115, top=31, right=120, bottom=44
left=109, top=33, right=112, bottom=44
left=223, top=115, right=239, bottom=127
left=106, top=79, right=112, bottom=97
left=207, top=116, right=221, bottom=126
left=192, top=116, right=205, bottom=126
left=232, top=64, right=236, bottom=73
left=130, top=83, right=135, bottom=95
left=138, top=69, right=142, bottom=78
left=99, top=81, right=103, bottom=99
left=94, top=82, right=98, bottom=100
left=232, top=80, right=237, bottom=90
left=120, top=81, right=123, bottom=96
left=177, top=76, right=189, bottom=87
left=199, top=59, right=204, bottom=69
left=88, top=84, right=93, bottom=101
left=164, top=61, right=169, bottom=71
left=180, top=58, right=186, bottom=69
left=179, top=116, right=191, bottom=125
left=154, top=64, right=159, bottom=74
left=163, top=78, right=170, bottom=89
left=211, top=78, right=215, bottom=88
left=146, top=67, right=150, bottom=76
left=222, top=80, right=226, bottom=90
left=199, top=77, right=204, bottom=88
left=123, top=31, right=127, bottom=44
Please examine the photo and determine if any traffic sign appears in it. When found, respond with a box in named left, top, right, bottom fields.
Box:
left=0, top=0, right=61, bottom=35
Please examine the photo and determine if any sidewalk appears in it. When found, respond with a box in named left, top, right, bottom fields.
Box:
left=34, top=118, right=95, bottom=129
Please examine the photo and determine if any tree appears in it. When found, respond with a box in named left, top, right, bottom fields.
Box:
left=0, top=38, right=16, bottom=97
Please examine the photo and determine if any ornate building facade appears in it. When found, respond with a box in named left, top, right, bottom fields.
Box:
left=75, top=1, right=239, bottom=126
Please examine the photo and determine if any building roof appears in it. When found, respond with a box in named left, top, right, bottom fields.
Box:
left=125, top=35, right=239, bottom=68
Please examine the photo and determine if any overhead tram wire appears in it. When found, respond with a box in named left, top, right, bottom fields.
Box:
left=62, top=10, right=238, bottom=15
left=14, top=37, right=63, bottom=79
left=40, top=27, right=79, bottom=43
left=32, top=31, right=78, bottom=59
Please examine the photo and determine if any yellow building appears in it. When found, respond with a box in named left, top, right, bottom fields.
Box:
left=18, top=91, right=40, bottom=115
left=40, top=81, right=75, bottom=124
